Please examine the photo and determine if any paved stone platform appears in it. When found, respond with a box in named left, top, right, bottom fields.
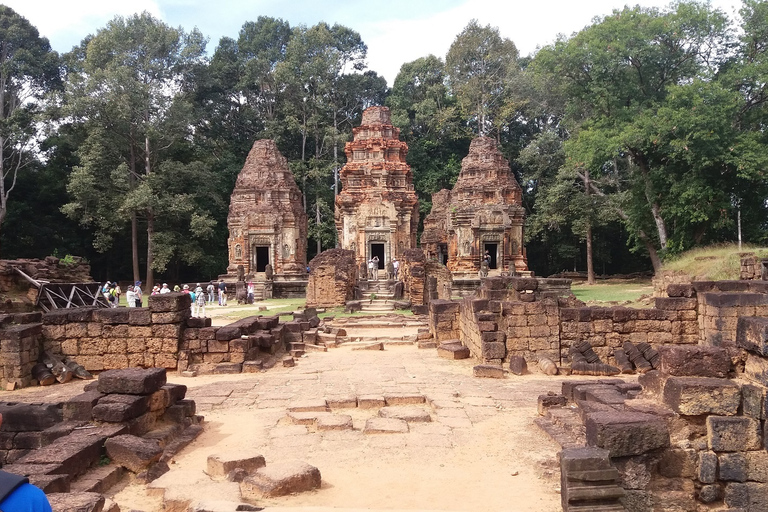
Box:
left=111, top=344, right=569, bottom=511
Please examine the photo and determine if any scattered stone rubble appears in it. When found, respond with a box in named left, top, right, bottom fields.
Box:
left=2, top=367, right=201, bottom=511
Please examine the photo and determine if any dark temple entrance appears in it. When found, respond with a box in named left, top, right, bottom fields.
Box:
left=371, top=243, right=385, bottom=268
left=439, top=243, right=448, bottom=265
left=255, top=246, right=270, bottom=272
left=484, top=243, right=498, bottom=269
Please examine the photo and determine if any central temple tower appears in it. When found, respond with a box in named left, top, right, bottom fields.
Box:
left=335, top=106, right=419, bottom=270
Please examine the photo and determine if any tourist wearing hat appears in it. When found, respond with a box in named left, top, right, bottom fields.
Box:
left=160, top=283, right=171, bottom=294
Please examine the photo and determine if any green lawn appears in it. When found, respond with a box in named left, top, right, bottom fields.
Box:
left=571, top=280, right=653, bottom=305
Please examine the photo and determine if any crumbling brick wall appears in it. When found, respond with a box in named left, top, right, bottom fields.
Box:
left=42, top=294, right=192, bottom=371
left=695, top=281, right=768, bottom=347
left=429, top=300, right=460, bottom=342
left=402, top=248, right=453, bottom=305
left=434, top=278, right=763, bottom=368
left=305, top=248, right=357, bottom=308
left=0, top=312, right=44, bottom=388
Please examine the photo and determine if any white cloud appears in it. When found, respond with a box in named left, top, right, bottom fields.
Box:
left=359, top=0, right=742, bottom=86
left=3, top=0, right=163, bottom=51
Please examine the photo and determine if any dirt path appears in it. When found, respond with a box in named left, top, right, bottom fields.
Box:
left=110, top=344, right=565, bottom=511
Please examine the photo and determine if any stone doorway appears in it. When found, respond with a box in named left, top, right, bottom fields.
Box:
left=438, top=244, right=448, bottom=266
left=253, top=246, right=270, bottom=272
left=484, top=242, right=498, bottom=269
left=370, top=243, right=385, bottom=269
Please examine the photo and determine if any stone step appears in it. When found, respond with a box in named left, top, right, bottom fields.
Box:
left=290, top=350, right=305, bottom=357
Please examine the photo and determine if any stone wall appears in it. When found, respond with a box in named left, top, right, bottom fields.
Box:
left=305, top=249, right=358, bottom=308
left=431, top=277, right=766, bottom=368
left=0, top=312, right=44, bottom=388
left=695, top=281, right=768, bottom=347
left=546, top=343, right=768, bottom=511
left=42, top=294, right=193, bottom=372
left=399, top=248, right=452, bottom=306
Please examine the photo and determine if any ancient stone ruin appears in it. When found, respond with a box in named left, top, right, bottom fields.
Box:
left=335, top=106, right=419, bottom=273
left=305, top=248, right=358, bottom=308
left=421, top=136, right=527, bottom=277
left=226, top=139, right=308, bottom=298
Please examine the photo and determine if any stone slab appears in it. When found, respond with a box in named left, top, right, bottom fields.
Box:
left=662, top=376, right=741, bottom=416
left=97, top=368, right=167, bottom=395
left=658, top=345, right=730, bottom=378
left=287, top=400, right=328, bottom=412
left=105, top=434, right=163, bottom=473
left=383, top=393, right=425, bottom=406
left=437, top=344, right=470, bottom=360
left=585, top=412, right=669, bottom=457
left=316, top=414, right=353, bottom=431
left=46, top=492, right=105, bottom=512
left=363, top=417, right=409, bottom=434
left=707, top=416, right=762, bottom=452
left=358, top=395, right=386, bottom=409
left=207, top=453, right=265, bottom=480
left=239, top=460, right=321, bottom=498
left=378, top=406, right=432, bottom=423
left=473, top=364, right=504, bottom=378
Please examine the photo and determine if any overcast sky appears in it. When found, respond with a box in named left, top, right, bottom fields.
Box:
left=3, top=0, right=743, bottom=86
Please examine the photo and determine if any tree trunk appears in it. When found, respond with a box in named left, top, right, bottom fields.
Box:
left=586, top=223, right=595, bottom=285
left=129, top=143, right=140, bottom=284
left=146, top=213, right=155, bottom=292
left=634, top=152, right=668, bottom=250
left=316, top=202, right=321, bottom=255
left=144, top=134, right=154, bottom=291
left=579, top=169, right=662, bottom=275
left=583, top=168, right=595, bottom=285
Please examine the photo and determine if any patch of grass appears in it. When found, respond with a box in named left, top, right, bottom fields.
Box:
left=571, top=280, right=653, bottom=305
left=663, top=243, right=768, bottom=281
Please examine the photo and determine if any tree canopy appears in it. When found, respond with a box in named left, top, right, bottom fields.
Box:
left=0, top=2, right=765, bottom=282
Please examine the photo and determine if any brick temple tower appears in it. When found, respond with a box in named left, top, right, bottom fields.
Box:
left=421, top=136, right=527, bottom=276
left=335, top=106, right=419, bottom=271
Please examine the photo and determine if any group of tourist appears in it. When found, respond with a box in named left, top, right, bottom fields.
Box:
left=367, top=256, right=399, bottom=281
left=100, top=280, right=232, bottom=313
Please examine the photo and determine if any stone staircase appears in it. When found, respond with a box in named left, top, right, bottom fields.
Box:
left=360, top=280, right=395, bottom=313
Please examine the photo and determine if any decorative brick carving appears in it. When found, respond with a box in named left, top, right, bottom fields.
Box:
left=422, top=136, right=527, bottom=276
left=335, top=106, right=419, bottom=270
left=226, top=139, right=307, bottom=280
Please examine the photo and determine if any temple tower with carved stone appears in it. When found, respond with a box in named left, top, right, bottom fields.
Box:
left=335, top=106, right=419, bottom=270
left=421, top=136, right=527, bottom=276
left=226, top=139, right=307, bottom=282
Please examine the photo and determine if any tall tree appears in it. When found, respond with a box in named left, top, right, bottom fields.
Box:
left=63, top=12, right=213, bottom=290
left=0, top=6, right=60, bottom=250
left=531, top=2, right=733, bottom=271
left=445, top=20, right=518, bottom=137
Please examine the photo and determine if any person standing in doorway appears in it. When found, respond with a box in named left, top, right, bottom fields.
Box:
left=372, top=255, right=379, bottom=280
left=367, top=258, right=374, bottom=280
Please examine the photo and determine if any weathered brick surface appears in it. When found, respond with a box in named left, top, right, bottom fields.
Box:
left=707, top=416, right=762, bottom=452
left=97, top=368, right=167, bottom=395
left=662, top=376, right=741, bottom=416
left=585, top=411, right=670, bottom=457
left=658, top=345, right=730, bottom=378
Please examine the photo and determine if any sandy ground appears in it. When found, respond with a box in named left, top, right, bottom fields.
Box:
left=5, top=305, right=571, bottom=511
left=107, top=343, right=566, bottom=512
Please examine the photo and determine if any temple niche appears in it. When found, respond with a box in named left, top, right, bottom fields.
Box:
left=226, top=139, right=307, bottom=283
left=422, top=136, right=527, bottom=277
left=335, top=106, right=419, bottom=271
